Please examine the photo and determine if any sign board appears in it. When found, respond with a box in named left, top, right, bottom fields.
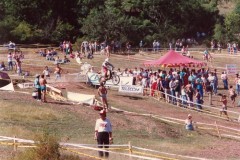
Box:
left=119, top=85, right=143, bottom=94
left=226, top=64, right=237, bottom=75
left=17, top=83, right=34, bottom=89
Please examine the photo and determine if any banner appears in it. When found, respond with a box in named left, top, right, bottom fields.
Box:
left=119, top=85, right=143, bottom=94
left=226, top=64, right=237, bottom=75
left=120, top=76, right=133, bottom=85
left=17, top=83, right=34, bottom=89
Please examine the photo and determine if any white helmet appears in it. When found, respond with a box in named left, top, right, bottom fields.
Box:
left=105, top=58, right=109, bottom=62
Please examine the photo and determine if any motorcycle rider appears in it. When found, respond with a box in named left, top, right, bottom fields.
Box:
left=102, top=58, right=114, bottom=80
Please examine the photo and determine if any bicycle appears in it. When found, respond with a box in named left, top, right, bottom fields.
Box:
left=88, top=70, right=120, bottom=85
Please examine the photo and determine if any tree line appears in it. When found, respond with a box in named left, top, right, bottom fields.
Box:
left=0, top=0, right=238, bottom=46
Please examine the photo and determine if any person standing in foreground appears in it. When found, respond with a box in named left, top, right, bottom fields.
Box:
left=94, top=110, right=112, bottom=158
left=98, top=82, right=109, bottom=110
left=39, top=74, right=47, bottom=103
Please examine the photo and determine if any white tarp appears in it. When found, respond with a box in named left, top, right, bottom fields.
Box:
left=66, top=92, right=95, bottom=105
left=119, top=85, right=143, bottom=94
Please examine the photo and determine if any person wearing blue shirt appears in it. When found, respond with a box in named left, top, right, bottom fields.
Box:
left=195, top=75, right=204, bottom=98
left=34, top=74, right=41, bottom=101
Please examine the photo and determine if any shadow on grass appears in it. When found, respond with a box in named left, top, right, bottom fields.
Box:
left=46, top=101, right=72, bottom=105
left=116, top=95, right=144, bottom=100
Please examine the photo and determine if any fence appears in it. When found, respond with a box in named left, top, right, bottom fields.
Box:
left=142, top=87, right=240, bottom=122
left=0, top=135, right=210, bottom=160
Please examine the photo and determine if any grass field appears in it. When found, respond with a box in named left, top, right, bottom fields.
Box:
left=0, top=48, right=240, bottom=159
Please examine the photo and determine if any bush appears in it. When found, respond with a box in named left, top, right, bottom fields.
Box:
left=12, top=132, right=79, bottom=160
left=12, top=132, right=60, bottom=160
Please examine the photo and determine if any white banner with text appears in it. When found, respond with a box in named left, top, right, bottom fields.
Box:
left=119, top=85, right=143, bottom=94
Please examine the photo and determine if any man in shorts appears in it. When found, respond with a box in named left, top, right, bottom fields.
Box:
left=39, top=74, right=47, bottom=102
left=219, top=94, right=229, bottom=120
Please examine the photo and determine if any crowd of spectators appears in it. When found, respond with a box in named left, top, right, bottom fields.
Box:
left=116, top=66, right=237, bottom=111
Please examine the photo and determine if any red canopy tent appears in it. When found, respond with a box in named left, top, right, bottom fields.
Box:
left=144, top=50, right=206, bottom=67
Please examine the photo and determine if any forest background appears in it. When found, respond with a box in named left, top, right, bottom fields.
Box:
left=0, top=0, right=240, bottom=47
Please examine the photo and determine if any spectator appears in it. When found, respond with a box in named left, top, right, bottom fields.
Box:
left=169, top=78, right=176, bottom=104
left=206, top=81, right=213, bottom=105
left=42, top=66, right=50, bottom=79
left=195, top=89, right=202, bottom=110
left=235, top=74, right=240, bottom=95
left=39, top=74, right=47, bottom=103
left=163, top=77, right=170, bottom=103
left=208, top=72, right=217, bottom=95
left=7, top=52, right=13, bottom=70
left=221, top=71, right=228, bottom=89
left=15, top=57, right=22, bottom=76
left=0, top=62, right=6, bottom=71
left=34, top=74, right=41, bottom=101
left=229, top=86, right=236, bottom=108
left=54, top=64, right=63, bottom=81
left=94, top=110, right=112, bottom=158
left=186, top=84, right=194, bottom=107
left=195, top=75, right=203, bottom=98
left=185, top=114, right=194, bottom=130
left=219, top=94, right=229, bottom=120
left=63, top=56, right=70, bottom=63
left=181, top=85, right=187, bottom=107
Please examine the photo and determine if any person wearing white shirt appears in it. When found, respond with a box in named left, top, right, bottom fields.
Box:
left=94, top=110, right=112, bottom=158
left=122, top=68, right=129, bottom=77
left=220, top=71, right=228, bottom=89
left=7, top=52, right=13, bottom=70
left=208, top=73, right=217, bottom=95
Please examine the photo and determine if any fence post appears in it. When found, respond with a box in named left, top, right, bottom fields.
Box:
left=215, top=121, right=221, bottom=139
left=13, top=136, right=18, bottom=151
left=128, top=141, right=132, bottom=154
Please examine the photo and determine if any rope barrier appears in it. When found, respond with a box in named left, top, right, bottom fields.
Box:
left=132, top=150, right=176, bottom=160
left=132, top=146, right=207, bottom=160
left=61, top=147, right=104, bottom=160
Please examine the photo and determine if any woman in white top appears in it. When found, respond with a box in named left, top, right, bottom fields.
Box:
left=94, top=110, right=112, bottom=158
